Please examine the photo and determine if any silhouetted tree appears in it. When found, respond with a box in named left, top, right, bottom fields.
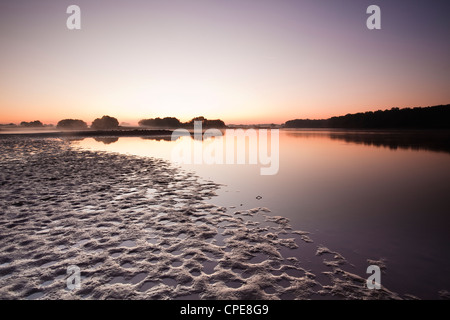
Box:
left=20, top=120, right=44, bottom=127
left=91, top=116, right=119, bottom=130
left=284, top=119, right=327, bottom=128
left=187, top=116, right=226, bottom=128
left=138, top=117, right=181, bottom=127
left=56, top=119, right=88, bottom=129
left=285, top=105, right=450, bottom=129
left=189, top=116, right=206, bottom=123
left=138, top=116, right=226, bottom=128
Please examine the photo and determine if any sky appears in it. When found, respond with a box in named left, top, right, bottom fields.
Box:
left=0, top=0, right=449, bottom=125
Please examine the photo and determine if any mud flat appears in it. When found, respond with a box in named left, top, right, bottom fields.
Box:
left=0, top=137, right=402, bottom=299
left=0, top=129, right=173, bottom=138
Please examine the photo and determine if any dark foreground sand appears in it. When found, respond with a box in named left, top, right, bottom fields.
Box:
left=0, top=137, right=401, bottom=299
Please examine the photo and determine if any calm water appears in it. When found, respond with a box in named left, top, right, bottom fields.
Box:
left=74, top=129, right=450, bottom=299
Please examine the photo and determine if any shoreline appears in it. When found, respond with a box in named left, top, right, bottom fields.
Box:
left=0, top=136, right=403, bottom=300
left=0, top=129, right=173, bottom=139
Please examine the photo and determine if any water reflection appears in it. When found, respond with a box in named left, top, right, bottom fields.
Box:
left=286, top=130, right=450, bottom=154
left=62, top=135, right=176, bottom=145
left=59, top=137, right=85, bottom=143
left=94, top=137, right=119, bottom=145
left=73, top=129, right=450, bottom=299
left=141, top=136, right=173, bottom=142
left=66, top=131, right=228, bottom=145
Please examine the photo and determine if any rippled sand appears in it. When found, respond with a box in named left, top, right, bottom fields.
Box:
left=0, top=137, right=401, bottom=299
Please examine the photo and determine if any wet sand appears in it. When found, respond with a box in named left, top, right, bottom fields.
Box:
left=0, top=137, right=402, bottom=299
left=0, top=129, right=173, bottom=139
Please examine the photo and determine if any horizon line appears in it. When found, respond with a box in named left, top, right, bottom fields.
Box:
left=2, top=103, right=449, bottom=127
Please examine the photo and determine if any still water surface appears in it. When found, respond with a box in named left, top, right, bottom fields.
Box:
left=74, top=129, right=450, bottom=299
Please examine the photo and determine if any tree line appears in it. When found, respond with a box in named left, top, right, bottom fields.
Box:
left=284, top=105, right=450, bottom=129
left=12, top=115, right=226, bottom=130
left=138, top=116, right=226, bottom=128
left=56, top=116, right=119, bottom=129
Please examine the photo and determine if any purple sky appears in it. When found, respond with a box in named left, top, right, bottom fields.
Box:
left=1, top=0, right=449, bottom=124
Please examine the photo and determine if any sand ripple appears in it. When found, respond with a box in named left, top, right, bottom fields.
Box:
left=0, top=137, right=401, bottom=300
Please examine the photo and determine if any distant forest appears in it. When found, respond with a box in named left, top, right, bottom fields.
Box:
left=284, top=105, right=450, bottom=129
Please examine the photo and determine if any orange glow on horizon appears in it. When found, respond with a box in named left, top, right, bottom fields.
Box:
left=1, top=99, right=449, bottom=126
left=1, top=1, right=449, bottom=126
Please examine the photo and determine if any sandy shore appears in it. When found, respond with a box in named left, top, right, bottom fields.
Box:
left=0, top=129, right=173, bottom=138
left=0, top=137, right=401, bottom=299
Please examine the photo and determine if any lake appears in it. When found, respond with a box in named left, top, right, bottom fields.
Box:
left=74, top=129, right=450, bottom=299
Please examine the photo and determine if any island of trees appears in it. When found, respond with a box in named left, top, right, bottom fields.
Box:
left=138, top=117, right=181, bottom=128
left=91, top=116, right=119, bottom=130
left=20, top=120, right=45, bottom=127
left=138, top=116, right=226, bottom=128
left=51, top=115, right=227, bottom=130
left=1, top=115, right=226, bottom=131
left=56, top=119, right=88, bottom=129
left=5, top=104, right=449, bottom=131
left=284, top=105, right=450, bottom=129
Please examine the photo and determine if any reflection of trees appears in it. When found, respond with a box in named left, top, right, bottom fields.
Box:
left=59, top=137, right=85, bottom=143
left=145, top=129, right=226, bottom=142
left=94, top=137, right=119, bottom=144
left=284, top=130, right=331, bottom=139
left=140, top=136, right=172, bottom=142
left=287, top=130, right=450, bottom=154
